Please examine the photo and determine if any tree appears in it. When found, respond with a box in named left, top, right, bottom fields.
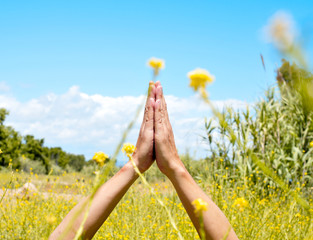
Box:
left=68, top=154, right=85, bottom=172
left=0, top=107, right=87, bottom=173
left=0, top=108, right=22, bottom=168
left=48, top=147, right=70, bottom=169
left=21, top=135, right=50, bottom=173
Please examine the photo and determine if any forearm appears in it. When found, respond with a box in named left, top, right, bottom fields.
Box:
left=168, top=164, right=238, bottom=240
left=49, top=161, right=138, bottom=240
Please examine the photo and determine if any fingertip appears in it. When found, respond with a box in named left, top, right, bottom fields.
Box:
left=148, top=82, right=155, bottom=97
left=155, top=81, right=161, bottom=87
left=149, top=81, right=155, bottom=89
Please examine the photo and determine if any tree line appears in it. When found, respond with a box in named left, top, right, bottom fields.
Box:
left=0, top=108, right=86, bottom=173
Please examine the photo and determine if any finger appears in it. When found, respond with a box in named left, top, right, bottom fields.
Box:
left=147, top=81, right=155, bottom=101
left=154, top=84, right=164, bottom=133
left=140, top=82, right=155, bottom=134
left=158, top=83, right=174, bottom=138
left=145, top=97, right=155, bottom=130
left=155, top=81, right=161, bottom=88
left=156, top=81, right=168, bottom=122
left=160, top=87, right=169, bottom=123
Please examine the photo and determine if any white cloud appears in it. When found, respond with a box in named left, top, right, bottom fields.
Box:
left=0, top=86, right=249, bottom=163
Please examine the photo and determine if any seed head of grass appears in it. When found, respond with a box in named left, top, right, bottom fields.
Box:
left=266, top=11, right=295, bottom=51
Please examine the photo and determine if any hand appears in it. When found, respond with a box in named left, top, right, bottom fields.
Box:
left=132, top=81, right=156, bottom=173
left=154, top=81, right=184, bottom=177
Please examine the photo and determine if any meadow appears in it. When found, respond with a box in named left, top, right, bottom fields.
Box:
left=1, top=12, right=313, bottom=240
left=0, top=158, right=312, bottom=240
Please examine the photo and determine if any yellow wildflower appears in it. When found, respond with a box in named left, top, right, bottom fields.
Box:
left=233, top=197, right=249, bottom=212
left=188, top=68, right=214, bottom=92
left=147, top=57, right=165, bottom=77
left=258, top=199, right=266, bottom=205
left=92, top=152, right=109, bottom=166
left=295, top=213, right=301, bottom=218
left=0, top=149, right=2, bottom=154
left=45, top=215, right=57, bottom=225
left=192, top=198, right=208, bottom=217
left=122, top=143, right=136, bottom=156
left=147, top=57, right=165, bottom=70
left=309, top=141, right=313, bottom=148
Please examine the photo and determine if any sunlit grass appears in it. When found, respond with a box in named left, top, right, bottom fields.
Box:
left=0, top=167, right=312, bottom=239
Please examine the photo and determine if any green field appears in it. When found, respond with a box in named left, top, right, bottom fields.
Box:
left=0, top=159, right=312, bottom=240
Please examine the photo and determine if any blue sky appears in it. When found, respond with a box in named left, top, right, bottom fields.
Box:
left=0, top=1, right=312, bottom=161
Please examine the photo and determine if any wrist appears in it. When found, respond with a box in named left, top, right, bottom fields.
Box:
left=130, top=155, right=152, bottom=173
left=167, top=165, right=194, bottom=189
left=121, top=161, right=139, bottom=180
left=166, top=161, right=188, bottom=181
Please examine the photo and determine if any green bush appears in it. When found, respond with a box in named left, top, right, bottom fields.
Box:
left=19, top=156, right=46, bottom=174
left=200, top=60, right=313, bottom=195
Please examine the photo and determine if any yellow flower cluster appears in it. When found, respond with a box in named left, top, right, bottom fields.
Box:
left=233, top=197, right=249, bottom=212
left=188, top=68, right=214, bottom=92
left=122, top=143, right=136, bottom=159
left=147, top=57, right=165, bottom=70
left=147, top=57, right=165, bottom=77
left=192, top=198, right=208, bottom=217
left=187, top=68, right=214, bottom=100
left=92, top=152, right=109, bottom=166
left=45, top=214, right=57, bottom=225
left=122, top=143, right=136, bottom=155
left=309, top=141, right=313, bottom=148
left=0, top=149, right=2, bottom=154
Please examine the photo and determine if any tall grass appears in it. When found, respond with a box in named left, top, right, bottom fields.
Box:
left=0, top=166, right=312, bottom=239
